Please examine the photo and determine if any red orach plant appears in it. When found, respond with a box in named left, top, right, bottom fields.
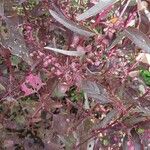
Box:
left=0, top=0, right=150, bottom=149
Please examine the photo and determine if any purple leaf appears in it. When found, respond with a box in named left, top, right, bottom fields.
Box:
left=106, top=33, right=124, bottom=51
left=122, top=129, right=144, bottom=150
left=124, top=27, right=150, bottom=54
left=18, top=0, right=26, bottom=4
left=93, top=109, right=118, bottom=129
left=44, top=46, right=85, bottom=57
left=81, top=80, right=111, bottom=104
left=0, top=0, right=32, bottom=65
left=76, top=0, right=117, bottom=21
left=0, top=18, right=33, bottom=65
left=0, top=0, right=4, bottom=17
left=52, top=114, right=71, bottom=135
left=49, top=9, right=95, bottom=37
left=139, top=11, right=150, bottom=35
left=87, top=138, right=95, bottom=150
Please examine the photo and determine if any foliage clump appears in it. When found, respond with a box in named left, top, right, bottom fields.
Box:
left=0, top=0, right=150, bottom=149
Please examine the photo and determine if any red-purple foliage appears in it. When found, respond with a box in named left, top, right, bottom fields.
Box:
left=0, top=0, right=150, bottom=149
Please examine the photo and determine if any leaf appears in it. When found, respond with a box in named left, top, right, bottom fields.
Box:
left=128, top=0, right=137, bottom=6
left=140, top=69, right=150, bottom=86
left=76, top=0, right=117, bottom=21
left=0, top=0, right=32, bottom=65
left=93, top=109, right=118, bottom=129
left=81, top=80, right=111, bottom=104
left=44, top=142, right=64, bottom=150
left=123, top=27, right=150, bottom=53
left=136, top=53, right=150, bottom=65
left=123, top=115, right=149, bottom=126
left=106, top=32, right=124, bottom=51
left=51, top=3, right=67, bottom=19
left=122, top=129, right=143, bottom=150
left=139, top=11, right=150, bottom=35
left=52, top=114, right=71, bottom=135
left=0, top=18, right=33, bottom=65
left=49, top=9, right=95, bottom=37
left=129, top=70, right=140, bottom=78
left=0, top=82, right=6, bottom=91
left=87, top=138, right=95, bottom=150
left=135, top=106, right=150, bottom=116
left=84, top=92, right=90, bottom=109
left=140, top=129, right=150, bottom=148
left=0, top=76, right=9, bottom=98
left=0, top=0, right=4, bottom=17
left=19, top=0, right=41, bottom=4
left=138, top=120, right=150, bottom=129
left=44, top=46, right=85, bottom=57
left=21, top=74, right=45, bottom=96
left=18, top=0, right=27, bottom=4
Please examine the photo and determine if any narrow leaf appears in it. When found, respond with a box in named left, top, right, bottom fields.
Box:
left=124, top=27, right=150, bottom=53
left=44, top=46, right=85, bottom=57
left=76, top=0, right=117, bottom=21
left=49, top=9, right=95, bottom=37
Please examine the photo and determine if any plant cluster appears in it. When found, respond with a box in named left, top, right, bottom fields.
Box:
left=0, top=0, right=150, bottom=149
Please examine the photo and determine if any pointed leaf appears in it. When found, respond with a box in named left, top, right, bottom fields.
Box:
left=76, top=0, right=117, bottom=21
left=44, top=46, right=85, bottom=57
left=49, top=9, right=95, bottom=37
left=124, top=27, right=150, bottom=53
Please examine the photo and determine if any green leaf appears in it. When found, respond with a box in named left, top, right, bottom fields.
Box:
left=140, top=69, right=150, bottom=86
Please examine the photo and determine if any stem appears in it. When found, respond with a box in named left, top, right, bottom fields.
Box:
left=119, top=0, right=131, bottom=18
